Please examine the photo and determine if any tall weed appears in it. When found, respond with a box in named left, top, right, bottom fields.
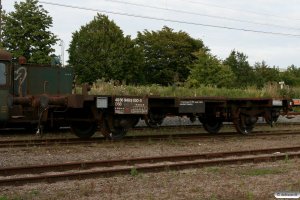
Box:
left=86, top=80, right=300, bottom=98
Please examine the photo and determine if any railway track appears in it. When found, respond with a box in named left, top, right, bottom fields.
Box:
left=1, top=121, right=300, bottom=135
left=134, top=122, right=300, bottom=130
left=1, top=129, right=300, bottom=148
left=1, top=145, right=299, bottom=186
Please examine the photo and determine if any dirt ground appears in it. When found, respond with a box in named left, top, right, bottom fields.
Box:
left=0, top=126, right=300, bottom=199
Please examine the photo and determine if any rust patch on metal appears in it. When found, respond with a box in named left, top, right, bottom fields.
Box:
left=0, top=49, right=12, bottom=61
left=67, top=95, right=84, bottom=108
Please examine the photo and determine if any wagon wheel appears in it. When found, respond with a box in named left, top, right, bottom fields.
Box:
left=103, top=116, right=140, bottom=140
left=131, top=117, right=140, bottom=127
left=202, top=120, right=223, bottom=134
left=109, top=127, right=127, bottom=140
left=234, top=114, right=257, bottom=135
left=24, top=123, right=37, bottom=132
left=71, top=121, right=97, bottom=139
left=102, top=120, right=128, bottom=140
left=264, top=111, right=279, bottom=125
left=43, top=122, right=61, bottom=132
left=199, top=116, right=223, bottom=134
left=144, top=113, right=165, bottom=128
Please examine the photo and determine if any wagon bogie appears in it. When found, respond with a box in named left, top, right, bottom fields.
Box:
left=228, top=98, right=288, bottom=134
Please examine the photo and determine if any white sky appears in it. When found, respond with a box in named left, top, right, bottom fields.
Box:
left=3, top=0, right=300, bottom=68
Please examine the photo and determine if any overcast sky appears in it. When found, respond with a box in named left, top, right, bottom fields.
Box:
left=3, top=0, right=300, bottom=68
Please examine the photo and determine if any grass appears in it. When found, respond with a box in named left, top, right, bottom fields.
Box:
left=205, top=167, right=221, bottom=174
left=209, top=194, right=218, bottom=200
left=0, top=190, right=39, bottom=200
left=246, top=191, right=255, bottom=200
left=83, top=79, right=300, bottom=98
left=130, top=167, right=139, bottom=176
left=240, top=167, right=285, bottom=176
left=285, top=154, right=290, bottom=163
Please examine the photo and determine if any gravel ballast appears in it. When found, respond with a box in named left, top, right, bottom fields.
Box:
left=1, top=121, right=300, bottom=199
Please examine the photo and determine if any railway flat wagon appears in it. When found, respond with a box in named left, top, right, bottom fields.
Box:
left=65, top=94, right=292, bottom=139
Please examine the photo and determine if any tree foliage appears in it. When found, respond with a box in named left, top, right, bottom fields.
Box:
left=223, top=50, right=255, bottom=88
left=68, top=14, right=144, bottom=84
left=135, top=26, right=206, bottom=85
left=187, top=50, right=235, bottom=88
left=1, top=0, right=58, bottom=63
left=254, top=61, right=280, bottom=88
left=280, top=65, right=300, bottom=86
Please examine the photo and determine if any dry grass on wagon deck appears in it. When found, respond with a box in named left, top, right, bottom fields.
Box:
left=78, top=80, right=300, bottom=98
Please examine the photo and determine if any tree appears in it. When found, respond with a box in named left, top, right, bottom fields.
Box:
left=223, top=50, right=255, bottom=88
left=280, top=65, right=300, bottom=86
left=135, top=26, right=206, bottom=85
left=187, top=50, right=236, bottom=88
left=1, top=0, right=58, bottom=63
left=68, top=14, right=144, bottom=84
left=254, top=61, right=280, bottom=88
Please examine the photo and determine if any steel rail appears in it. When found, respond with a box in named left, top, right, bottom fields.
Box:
left=133, top=122, right=300, bottom=130
left=0, top=146, right=300, bottom=186
left=0, top=122, right=299, bottom=135
left=0, top=129, right=300, bottom=148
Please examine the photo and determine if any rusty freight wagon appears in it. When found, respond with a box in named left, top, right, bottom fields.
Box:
left=0, top=49, right=73, bottom=131
left=0, top=49, right=294, bottom=139
left=64, top=95, right=291, bottom=139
